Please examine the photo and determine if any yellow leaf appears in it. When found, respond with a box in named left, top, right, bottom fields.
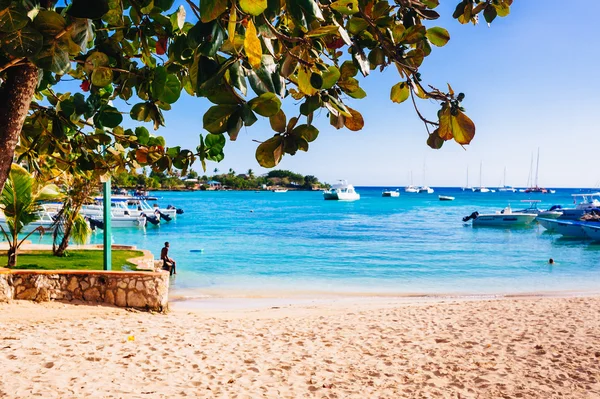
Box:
left=438, top=105, right=453, bottom=141
left=344, top=107, right=364, bottom=131
left=244, top=19, right=262, bottom=69
left=451, top=110, right=475, bottom=145
left=298, top=67, right=317, bottom=96
left=239, top=0, right=267, bottom=16
left=228, top=4, right=237, bottom=45
left=390, top=82, right=409, bottom=103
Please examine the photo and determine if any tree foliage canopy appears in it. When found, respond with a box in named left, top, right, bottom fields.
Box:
left=0, top=0, right=512, bottom=180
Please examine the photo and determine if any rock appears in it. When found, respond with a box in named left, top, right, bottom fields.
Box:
left=67, top=276, right=79, bottom=292
left=105, top=290, right=115, bottom=305
left=135, top=280, right=145, bottom=291
left=117, top=281, right=128, bottom=289
left=115, top=289, right=126, bottom=307
left=128, top=279, right=136, bottom=289
left=16, top=288, right=38, bottom=300
left=36, top=288, right=50, bottom=302
left=127, top=291, right=147, bottom=308
left=80, top=280, right=90, bottom=291
left=83, top=287, right=101, bottom=302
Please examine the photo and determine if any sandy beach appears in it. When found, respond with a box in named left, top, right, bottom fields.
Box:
left=1, top=296, right=599, bottom=398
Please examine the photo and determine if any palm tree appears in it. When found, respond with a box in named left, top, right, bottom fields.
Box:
left=213, top=168, right=219, bottom=174
left=0, top=164, right=59, bottom=267
left=247, top=169, right=254, bottom=179
left=228, top=168, right=235, bottom=176
left=52, top=175, right=93, bottom=257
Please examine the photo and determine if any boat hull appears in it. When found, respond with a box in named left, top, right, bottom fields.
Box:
left=382, top=191, right=400, bottom=197
left=537, top=218, right=590, bottom=238
left=439, top=196, right=455, bottom=201
left=581, top=224, right=600, bottom=241
left=473, top=214, right=537, bottom=227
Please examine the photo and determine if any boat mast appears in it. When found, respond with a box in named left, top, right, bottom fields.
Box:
left=535, top=148, right=540, bottom=188
left=479, top=161, right=483, bottom=188
left=503, top=167, right=506, bottom=187
left=466, top=166, right=469, bottom=188
left=527, top=153, right=533, bottom=188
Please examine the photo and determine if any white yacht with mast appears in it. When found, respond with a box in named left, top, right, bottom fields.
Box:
left=473, top=162, right=491, bottom=193
left=525, top=148, right=553, bottom=193
left=417, top=163, right=434, bottom=194
left=497, top=167, right=516, bottom=192
left=462, top=167, right=473, bottom=192
left=404, top=171, right=418, bottom=193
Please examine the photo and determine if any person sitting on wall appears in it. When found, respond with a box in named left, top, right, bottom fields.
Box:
left=160, top=242, right=177, bottom=275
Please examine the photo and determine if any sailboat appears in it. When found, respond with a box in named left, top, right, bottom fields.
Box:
left=417, top=162, right=434, bottom=194
left=462, top=167, right=474, bottom=192
left=473, top=162, right=490, bottom=193
left=404, top=170, right=418, bottom=193
left=525, top=148, right=553, bottom=193
left=497, top=167, right=516, bottom=192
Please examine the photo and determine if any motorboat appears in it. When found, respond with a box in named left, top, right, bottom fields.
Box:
left=382, top=189, right=400, bottom=197
left=581, top=224, right=600, bottom=241
left=85, top=199, right=176, bottom=221
left=498, top=186, right=517, bottom=193
left=513, top=200, right=563, bottom=219
left=86, top=214, right=148, bottom=229
left=0, top=210, right=56, bottom=234
left=81, top=202, right=155, bottom=228
left=323, top=180, right=360, bottom=201
left=462, top=206, right=537, bottom=227
left=272, top=188, right=288, bottom=193
left=417, top=186, right=434, bottom=194
left=558, top=193, right=600, bottom=220
left=537, top=218, right=591, bottom=238
left=439, top=195, right=455, bottom=201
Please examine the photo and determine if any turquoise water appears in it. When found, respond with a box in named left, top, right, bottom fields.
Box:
left=20, top=188, right=600, bottom=296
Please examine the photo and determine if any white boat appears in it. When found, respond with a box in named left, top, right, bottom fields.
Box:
left=405, top=171, right=418, bottom=193
left=581, top=224, right=600, bottom=241
left=513, top=200, right=563, bottom=219
left=497, top=167, right=517, bottom=192
left=558, top=193, right=600, bottom=220
left=382, top=189, right=400, bottom=197
left=323, top=180, right=360, bottom=201
left=439, top=195, right=455, bottom=201
left=473, top=162, right=490, bottom=193
left=417, top=186, right=434, bottom=194
left=524, top=148, right=552, bottom=193
left=0, top=210, right=56, bottom=234
left=80, top=204, right=152, bottom=228
left=537, top=218, right=590, bottom=238
left=272, top=188, right=288, bottom=193
left=463, top=206, right=537, bottom=227
left=462, top=167, right=474, bottom=192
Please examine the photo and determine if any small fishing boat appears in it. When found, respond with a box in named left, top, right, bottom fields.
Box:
left=323, top=180, right=360, bottom=201
left=463, top=206, right=537, bottom=227
left=439, top=195, right=455, bottom=201
left=382, top=189, right=400, bottom=197
left=272, top=188, right=288, bottom=193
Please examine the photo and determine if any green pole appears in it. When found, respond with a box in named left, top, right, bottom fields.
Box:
left=103, top=177, right=112, bottom=271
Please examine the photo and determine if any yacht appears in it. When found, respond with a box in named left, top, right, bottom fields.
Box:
left=497, top=167, right=517, bottom=192
left=405, top=171, right=418, bottom=193
left=524, top=148, right=552, bottom=193
left=382, top=189, right=400, bottom=197
left=323, top=180, right=360, bottom=201
left=439, top=195, right=455, bottom=201
left=462, top=205, right=537, bottom=227
left=417, top=186, right=434, bottom=194
left=473, top=162, right=491, bottom=193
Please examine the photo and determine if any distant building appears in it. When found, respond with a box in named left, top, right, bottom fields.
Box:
left=206, top=180, right=222, bottom=190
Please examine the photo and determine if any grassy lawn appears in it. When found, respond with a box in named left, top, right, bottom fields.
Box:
left=0, top=250, right=145, bottom=271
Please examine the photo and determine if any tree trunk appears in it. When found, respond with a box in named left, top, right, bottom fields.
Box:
left=7, top=247, right=17, bottom=268
left=0, top=63, right=39, bottom=195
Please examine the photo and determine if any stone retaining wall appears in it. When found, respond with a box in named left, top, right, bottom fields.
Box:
left=0, top=270, right=169, bottom=312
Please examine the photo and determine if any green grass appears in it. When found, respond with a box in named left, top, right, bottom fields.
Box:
left=0, top=250, right=145, bottom=271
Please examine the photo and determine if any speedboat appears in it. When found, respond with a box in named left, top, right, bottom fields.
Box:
left=323, top=180, right=360, bottom=201
left=463, top=206, right=537, bottom=227
left=537, top=218, right=591, bottom=238
left=404, top=185, right=419, bottom=193
left=86, top=214, right=148, bottom=229
left=439, top=195, right=455, bottom=201
left=581, top=224, right=600, bottom=241
left=0, top=210, right=56, bottom=233
left=382, top=189, right=400, bottom=197
left=557, top=193, right=600, bottom=220
left=417, top=186, right=434, bottom=194
left=513, top=200, right=563, bottom=219
left=272, top=188, right=288, bottom=193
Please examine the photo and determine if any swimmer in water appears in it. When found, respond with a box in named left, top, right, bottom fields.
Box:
left=548, top=258, right=554, bottom=265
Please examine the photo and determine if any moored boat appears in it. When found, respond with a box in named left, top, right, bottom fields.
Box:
left=382, top=189, right=400, bottom=197
left=439, top=195, right=455, bottom=201
left=417, top=186, right=434, bottom=194
left=537, top=218, right=591, bottom=238
left=323, top=180, right=360, bottom=201
left=463, top=206, right=537, bottom=227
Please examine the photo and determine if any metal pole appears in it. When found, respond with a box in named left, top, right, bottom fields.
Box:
left=103, top=177, right=112, bottom=270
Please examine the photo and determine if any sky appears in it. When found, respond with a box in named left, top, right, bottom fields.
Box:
left=117, top=1, right=600, bottom=187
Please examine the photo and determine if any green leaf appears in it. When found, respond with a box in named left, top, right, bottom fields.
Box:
left=291, top=124, right=318, bottom=142
left=483, top=4, right=497, bottom=24
left=494, top=2, right=510, bottom=17
left=33, top=11, right=67, bottom=36
left=422, top=0, right=439, bottom=8
left=0, top=7, right=28, bottom=33
left=269, top=110, right=286, bottom=133
left=96, top=105, right=122, bottom=128
left=340, top=61, right=358, bottom=80
left=427, top=130, right=444, bottom=149
left=152, top=66, right=168, bottom=99
left=239, top=0, right=268, bottom=16
left=306, top=25, right=340, bottom=38
left=203, top=104, right=238, bottom=134
left=321, top=66, right=340, bottom=89
left=256, top=135, right=283, bottom=168
left=130, top=103, right=152, bottom=123
left=1, top=26, right=43, bottom=57
left=91, top=67, right=113, bottom=87
left=426, top=27, right=450, bottom=47
left=159, top=75, right=181, bottom=104
left=200, top=0, right=227, bottom=22
left=400, top=25, right=426, bottom=44
left=330, top=0, right=359, bottom=15
left=84, top=51, right=109, bottom=73
left=347, top=17, right=368, bottom=35
left=34, top=40, right=70, bottom=74
left=136, top=127, right=150, bottom=145
left=67, top=0, right=108, bottom=19
left=248, top=93, right=281, bottom=117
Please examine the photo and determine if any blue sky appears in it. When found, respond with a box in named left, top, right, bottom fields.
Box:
left=121, top=1, right=600, bottom=187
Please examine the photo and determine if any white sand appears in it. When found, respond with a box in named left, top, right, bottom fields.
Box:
left=1, top=296, right=599, bottom=398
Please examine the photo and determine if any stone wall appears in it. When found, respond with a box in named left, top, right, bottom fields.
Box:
left=0, top=270, right=169, bottom=312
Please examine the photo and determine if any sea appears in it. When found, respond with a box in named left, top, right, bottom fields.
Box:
left=26, top=188, right=600, bottom=298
